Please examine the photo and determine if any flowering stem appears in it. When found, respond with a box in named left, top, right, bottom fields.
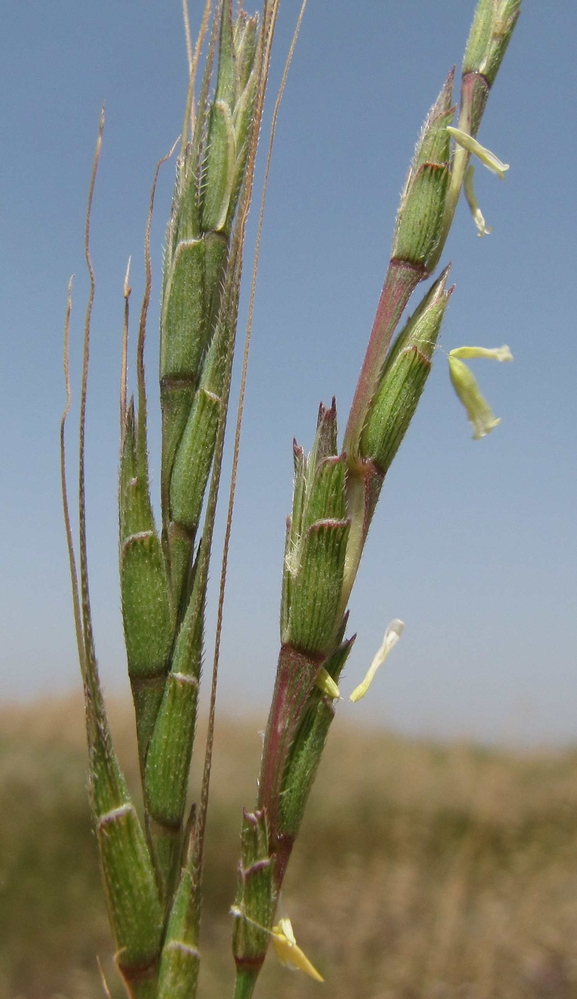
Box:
left=435, top=71, right=490, bottom=263
left=257, top=643, right=323, bottom=887
left=339, top=461, right=383, bottom=616
left=343, top=259, right=426, bottom=462
left=233, top=968, right=260, bottom=999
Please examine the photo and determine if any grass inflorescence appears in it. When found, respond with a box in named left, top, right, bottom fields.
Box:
left=59, top=2, right=524, bottom=996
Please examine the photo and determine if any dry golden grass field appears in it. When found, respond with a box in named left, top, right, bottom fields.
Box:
left=1, top=695, right=577, bottom=999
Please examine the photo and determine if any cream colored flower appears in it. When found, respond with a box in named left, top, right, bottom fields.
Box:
left=272, top=918, right=324, bottom=982
left=350, top=619, right=405, bottom=702
left=315, top=666, right=340, bottom=699
left=464, top=164, right=493, bottom=237
left=447, top=345, right=513, bottom=440
left=447, top=126, right=510, bottom=179
left=230, top=906, right=324, bottom=983
left=450, top=344, right=513, bottom=362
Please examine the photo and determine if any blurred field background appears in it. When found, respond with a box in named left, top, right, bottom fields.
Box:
left=2, top=695, right=577, bottom=999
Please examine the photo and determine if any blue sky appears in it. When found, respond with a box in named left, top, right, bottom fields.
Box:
left=0, top=2, right=575, bottom=744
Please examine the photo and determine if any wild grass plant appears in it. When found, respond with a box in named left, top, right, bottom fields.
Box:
left=60, top=2, right=523, bottom=997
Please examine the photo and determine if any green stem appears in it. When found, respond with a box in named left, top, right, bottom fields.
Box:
left=431, top=70, right=490, bottom=271
left=233, top=967, right=261, bottom=999
left=343, top=259, right=424, bottom=462
left=340, top=466, right=367, bottom=614
left=123, top=973, right=161, bottom=999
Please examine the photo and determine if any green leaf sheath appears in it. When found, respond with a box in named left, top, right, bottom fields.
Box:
left=276, top=636, right=355, bottom=874
left=282, top=402, right=343, bottom=635
left=91, top=743, right=163, bottom=998
left=339, top=273, right=453, bottom=610
left=341, top=283, right=453, bottom=619
left=257, top=405, right=354, bottom=890
left=232, top=810, right=274, bottom=996
left=392, top=70, right=454, bottom=268
left=144, top=564, right=205, bottom=901
left=145, top=278, right=243, bottom=895
left=343, top=0, right=520, bottom=579
left=439, top=0, right=522, bottom=259
left=344, top=71, right=454, bottom=461
left=234, top=6, right=523, bottom=997
left=140, top=1, right=263, bottom=903
left=286, top=520, right=350, bottom=655
left=202, top=102, right=237, bottom=233
left=160, top=5, right=260, bottom=615
left=80, top=637, right=163, bottom=999
left=282, top=403, right=349, bottom=657
left=254, top=641, right=356, bottom=897
left=393, top=163, right=451, bottom=267
left=160, top=236, right=208, bottom=515
left=360, top=266, right=452, bottom=477
left=167, top=387, right=221, bottom=606
left=463, top=0, right=522, bottom=88
left=280, top=443, right=305, bottom=639
left=257, top=644, right=325, bottom=883
left=119, top=402, right=173, bottom=767
left=144, top=672, right=200, bottom=900
left=157, top=868, right=200, bottom=999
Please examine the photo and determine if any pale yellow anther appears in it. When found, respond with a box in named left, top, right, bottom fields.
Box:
left=315, top=667, right=340, bottom=699
left=449, top=345, right=513, bottom=362
left=230, top=907, right=324, bottom=983
left=350, top=619, right=405, bottom=702
left=448, top=353, right=506, bottom=440
left=272, top=918, right=324, bottom=982
left=464, top=164, right=492, bottom=237
left=447, top=126, right=510, bottom=180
